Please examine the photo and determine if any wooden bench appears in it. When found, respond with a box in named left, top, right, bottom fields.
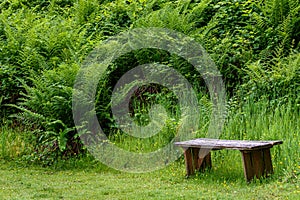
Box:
left=174, top=138, right=283, bottom=182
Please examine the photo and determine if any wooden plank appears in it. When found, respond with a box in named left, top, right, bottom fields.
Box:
left=183, top=147, right=194, bottom=176
left=175, top=138, right=283, bottom=151
left=252, top=149, right=264, bottom=179
left=199, top=151, right=212, bottom=172
left=192, top=148, right=200, bottom=170
left=241, top=149, right=274, bottom=182
left=192, top=148, right=212, bottom=172
left=263, top=148, right=273, bottom=176
left=185, top=148, right=212, bottom=174
left=241, top=150, right=255, bottom=182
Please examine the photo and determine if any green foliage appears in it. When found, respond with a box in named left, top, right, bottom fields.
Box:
left=134, top=2, right=195, bottom=34
left=189, top=0, right=258, bottom=91
left=0, top=2, right=93, bottom=118
left=252, top=0, right=300, bottom=57
left=241, top=52, right=300, bottom=103
left=0, top=123, right=34, bottom=159
left=0, top=0, right=299, bottom=172
left=224, top=98, right=300, bottom=178
left=10, top=64, right=82, bottom=165
left=190, top=0, right=299, bottom=92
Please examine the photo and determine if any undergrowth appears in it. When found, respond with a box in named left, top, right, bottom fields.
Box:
left=0, top=0, right=299, bottom=182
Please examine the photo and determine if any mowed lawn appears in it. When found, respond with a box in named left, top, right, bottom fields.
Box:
left=0, top=159, right=299, bottom=200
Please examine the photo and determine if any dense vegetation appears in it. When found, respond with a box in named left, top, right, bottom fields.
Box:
left=0, top=0, right=299, bottom=181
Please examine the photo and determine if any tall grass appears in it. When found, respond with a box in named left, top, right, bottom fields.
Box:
left=0, top=123, right=33, bottom=159
left=109, top=97, right=299, bottom=178
left=219, top=98, right=299, bottom=179
left=1, top=96, right=298, bottom=180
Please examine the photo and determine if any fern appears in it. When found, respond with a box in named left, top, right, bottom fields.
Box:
left=252, top=0, right=299, bottom=62
left=134, top=1, right=195, bottom=34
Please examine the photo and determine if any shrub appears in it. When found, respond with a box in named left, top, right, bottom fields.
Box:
left=0, top=4, right=92, bottom=118
left=11, top=64, right=82, bottom=165
left=240, top=51, right=300, bottom=104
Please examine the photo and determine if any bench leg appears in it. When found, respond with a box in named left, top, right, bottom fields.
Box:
left=195, top=148, right=212, bottom=172
left=240, top=148, right=273, bottom=182
left=183, top=147, right=194, bottom=176
left=184, top=148, right=212, bottom=177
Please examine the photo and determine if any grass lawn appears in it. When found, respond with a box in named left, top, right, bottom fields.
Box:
left=0, top=157, right=299, bottom=200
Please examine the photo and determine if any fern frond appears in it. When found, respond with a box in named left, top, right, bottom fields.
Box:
left=190, top=0, right=212, bottom=16
left=7, top=104, right=46, bottom=123
left=252, top=12, right=268, bottom=30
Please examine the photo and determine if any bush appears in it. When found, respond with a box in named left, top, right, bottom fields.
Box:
left=240, top=51, right=300, bottom=104
left=11, top=64, right=82, bottom=165
left=0, top=4, right=92, bottom=118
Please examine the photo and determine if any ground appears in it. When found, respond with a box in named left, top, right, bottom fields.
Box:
left=0, top=159, right=298, bottom=200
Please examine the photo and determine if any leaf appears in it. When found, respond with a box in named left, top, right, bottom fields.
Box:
left=58, top=127, right=75, bottom=152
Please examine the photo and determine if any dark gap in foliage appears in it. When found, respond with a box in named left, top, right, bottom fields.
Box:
left=95, top=48, right=206, bottom=136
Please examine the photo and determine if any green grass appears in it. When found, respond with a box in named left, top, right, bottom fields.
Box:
left=0, top=124, right=33, bottom=160
left=0, top=158, right=299, bottom=200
